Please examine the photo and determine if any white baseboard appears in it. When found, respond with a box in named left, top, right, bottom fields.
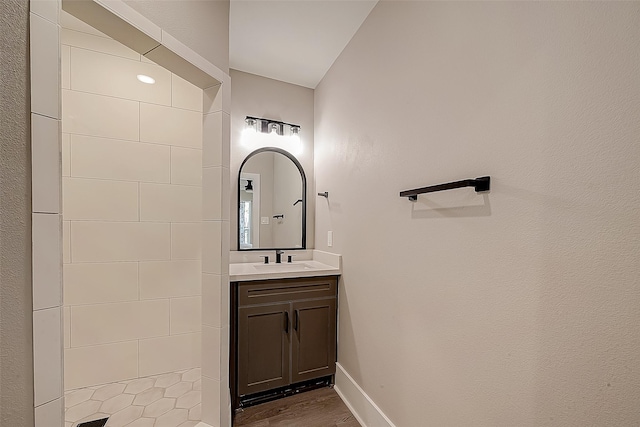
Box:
left=334, top=363, right=396, bottom=427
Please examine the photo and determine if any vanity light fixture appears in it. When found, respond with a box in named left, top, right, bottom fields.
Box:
left=245, top=179, right=253, bottom=193
left=136, top=74, right=155, bottom=84
left=242, top=116, right=302, bottom=155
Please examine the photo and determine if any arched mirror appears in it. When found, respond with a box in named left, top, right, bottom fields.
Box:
left=238, top=148, right=306, bottom=250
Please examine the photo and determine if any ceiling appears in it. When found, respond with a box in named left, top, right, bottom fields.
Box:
left=229, top=0, right=378, bottom=89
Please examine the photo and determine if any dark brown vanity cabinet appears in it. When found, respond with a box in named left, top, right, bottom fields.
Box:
left=231, top=276, right=338, bottom=408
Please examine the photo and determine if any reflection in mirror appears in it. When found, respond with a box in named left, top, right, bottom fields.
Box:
left=239, top=173, right=260, bottom=248
left=238, top=148, right=306, bottom=250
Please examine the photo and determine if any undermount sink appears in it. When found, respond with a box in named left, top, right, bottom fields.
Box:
left=252, top=262, right=314, bottom=271
left=229, top=251, right=341, bottom=281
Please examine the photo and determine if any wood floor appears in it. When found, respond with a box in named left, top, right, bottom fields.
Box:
left=234, top=387, right=361, bottom=427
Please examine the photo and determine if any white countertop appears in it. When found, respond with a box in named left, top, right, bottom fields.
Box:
left=229, top=250, right=342, bottom=282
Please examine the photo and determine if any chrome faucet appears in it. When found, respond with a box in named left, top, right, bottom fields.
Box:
left=275, top=250, right=284, bottom=264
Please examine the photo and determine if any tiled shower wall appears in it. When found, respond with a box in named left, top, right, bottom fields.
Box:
left=61, top=24, right=204, bottom=391
left=31, top=1, right=64, bottom=424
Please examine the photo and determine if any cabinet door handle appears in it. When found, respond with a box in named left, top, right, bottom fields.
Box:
left=284, top=311, right=289, bottom=333
left=294, top=310, right=299, bottom=332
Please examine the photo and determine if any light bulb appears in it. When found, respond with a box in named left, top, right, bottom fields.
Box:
left=289, top=126, right=302, bottom=155
left=137, top=74, right=155, bottom=84
left=268, top=122, right=281, bottom=135
left=242, top=117, right=258, bottom=146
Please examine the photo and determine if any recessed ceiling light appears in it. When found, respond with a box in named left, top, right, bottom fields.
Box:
left=137, top=74, right=155, bottom=84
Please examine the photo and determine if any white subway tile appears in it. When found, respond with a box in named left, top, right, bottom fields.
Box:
left=30, top=13, right=59, bottom=119
left=221, top=221, right=230, bottom=275
left=31, top=114, right=61, bottom=214
left=222, top=112, right=230, bottom=168
left=222, top=167, right=230, bottom=221
left=140, top=183, right=202, bottom=222
left=140, top=55, right=157, bottom=65
left=64, top=341, right=138, bottom=390
left=101, top=0, right=162, bottom=46
left=171, top=147, right=202, bottom=186
left=30, top=0, right=58, bottom=23
left=202, top=112, right=222, bottom=168
left=33, top=307, right=62, bottom=406
left=202, top=221, right=222, bottom=275
left=200, top=376, right=220, bottom=426
left=202, top=84, right=221, bottom=114
left=63, top=262, right=138, bottom=305
left=63, top=306, right=70, bottom=349
left=59, top=10, right=106, bottom=37
left=62, top=90, right=139, bottom=141
left=203, top=167, right=230, bottom=221
left=62, top=221, right=70, bottom=264
left=35, top=397, right=63, bottom=427
left=202, top=167, right=221, bottom=221
left=202, top=274, right=229, bottom=328
left=63, top=178, right=139, bottom=221
left=33, top=213, right=61, bottom=310
left=172, top=74, right=203, bottom=112
left=171, top=223, right=202, bottom=261
left=62, top=133, right=70, bottom=177
left=201, top=274, right=220, bottom=328
left=61, top=28, right=140, bottom=60
left=138, top=333, right=201, bottom=377
left=71, top=300, right=169, bottom=347
left=201, top=326, right=220, bottom=380
left=143, top=29, right=219, bottom=88
left=219, top=221, right=231, bottom=275
left=140, top=103, right=202, bottom=148
left=71, top=222, right=170, bottom=263
left=139, top=260, right=201, bottom=299
left=219, top=326, right=230, bottom=382
left=62, top=45, right=70, bottom=90
left=220, top=391, right=231, bottom=427
left=70, top=47, right=171, bottom=105
left=171, top=297, right=202, bottom=335
left=222, top=76, right=231, bottom=114
left=71, top=135, right=170, bottom=183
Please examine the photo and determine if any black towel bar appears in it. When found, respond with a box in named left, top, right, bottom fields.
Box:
left=400, top=176, right=490, bottom=201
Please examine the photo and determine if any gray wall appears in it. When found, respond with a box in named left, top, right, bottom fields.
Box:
left=125, top=0, right=229, bottom=73
left=315, top=2, right=640, bottom=426
left=0, top=0, right=34, bottom=425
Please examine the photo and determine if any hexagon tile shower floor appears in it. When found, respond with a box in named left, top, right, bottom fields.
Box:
left=64, top=368, right=203, bottom=427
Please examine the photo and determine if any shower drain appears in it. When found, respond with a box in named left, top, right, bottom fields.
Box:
left=76, top=417, right=108, bottom=427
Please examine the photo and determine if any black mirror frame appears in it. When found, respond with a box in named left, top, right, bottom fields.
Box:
left=237, top=147, right=307, bottom=251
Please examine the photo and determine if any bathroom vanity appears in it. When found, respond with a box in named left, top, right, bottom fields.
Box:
left=231, top=146, right=341, bottom=411
left=229, top=254, right=341, bottom=411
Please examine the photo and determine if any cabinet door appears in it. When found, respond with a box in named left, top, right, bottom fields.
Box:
left=238, top=303, right=290, bottom=396
left=291, top=298, right=337, bottom=384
